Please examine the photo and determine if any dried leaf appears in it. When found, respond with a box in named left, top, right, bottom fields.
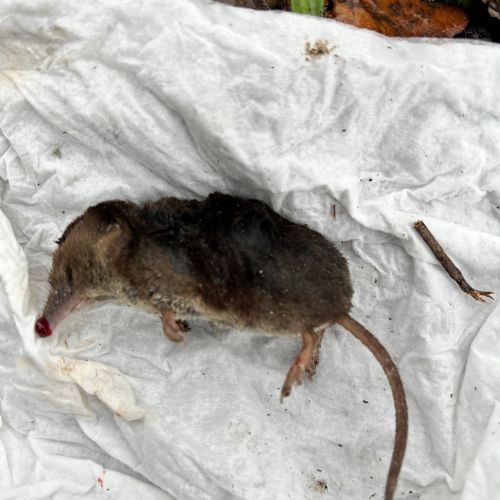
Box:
left=328, top=0, right=469, bottom=37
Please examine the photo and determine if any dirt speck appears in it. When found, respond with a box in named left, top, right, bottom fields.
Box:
left=311, top=478, right=328, bottom=493
left=305, top=40, right=333, bottom=60
left=52, top=147, right=62, bottom=158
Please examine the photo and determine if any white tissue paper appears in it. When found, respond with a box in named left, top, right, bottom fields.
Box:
left=1, top=1, right=499, bottom=498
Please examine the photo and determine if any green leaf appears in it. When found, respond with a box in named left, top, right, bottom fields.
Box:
left=291, top=0, right=324, bottom=16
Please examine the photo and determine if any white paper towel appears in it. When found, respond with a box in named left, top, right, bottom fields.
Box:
left=1, top=1, right=500, bottom=498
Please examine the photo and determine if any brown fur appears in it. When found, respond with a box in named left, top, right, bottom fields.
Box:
left=39, top=192, right=407, bottom=500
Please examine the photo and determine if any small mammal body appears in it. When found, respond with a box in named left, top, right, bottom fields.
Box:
left=36, top=192, right=407, bottom=500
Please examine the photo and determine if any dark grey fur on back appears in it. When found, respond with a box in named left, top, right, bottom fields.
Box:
left=137, top=192, right=353, bottom=331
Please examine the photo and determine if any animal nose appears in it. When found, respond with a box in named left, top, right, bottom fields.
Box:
left=35, top=317, right=52, bottom=337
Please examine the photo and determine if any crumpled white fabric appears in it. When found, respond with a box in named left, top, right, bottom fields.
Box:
left=1, top=1, right=499, bottom=499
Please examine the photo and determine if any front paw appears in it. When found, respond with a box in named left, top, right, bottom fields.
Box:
left=162, top=310, right=185, bottom=342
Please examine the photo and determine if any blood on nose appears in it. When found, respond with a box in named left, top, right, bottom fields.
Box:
left=35, top=317, right=52, bottom=337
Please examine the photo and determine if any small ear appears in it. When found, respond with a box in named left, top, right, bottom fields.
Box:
left=96, top=222, right=133, bottom=265
left=89, top=202, right=139, bottom=265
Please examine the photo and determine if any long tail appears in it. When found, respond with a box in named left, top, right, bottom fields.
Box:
left=337, top=314, right=408, bottom=500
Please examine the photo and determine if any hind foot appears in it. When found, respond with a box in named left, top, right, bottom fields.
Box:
left=281, top=330, right=323, bottom=402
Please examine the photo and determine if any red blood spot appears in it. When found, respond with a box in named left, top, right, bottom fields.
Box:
left=35, top=317, right=52, bottom=337
left=97, top=477, right=104, bottom=487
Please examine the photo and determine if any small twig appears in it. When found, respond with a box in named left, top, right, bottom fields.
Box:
left=332, top=204, right=336, bottom=220
left=414, top=220, right=494, bottom=303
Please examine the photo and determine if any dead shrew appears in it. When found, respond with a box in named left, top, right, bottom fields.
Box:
left=35, top=192, right=408, bottom=500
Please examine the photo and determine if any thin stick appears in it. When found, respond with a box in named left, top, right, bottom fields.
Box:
left=414, top=220, right=494, bottom=303
left=332, top=204, right=336, bottom=220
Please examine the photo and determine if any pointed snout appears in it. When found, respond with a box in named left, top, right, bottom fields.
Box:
left=35, top=289, right=83, bottom=338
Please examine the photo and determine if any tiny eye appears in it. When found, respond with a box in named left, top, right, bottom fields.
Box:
left=66, top=267, right=73, bottom=288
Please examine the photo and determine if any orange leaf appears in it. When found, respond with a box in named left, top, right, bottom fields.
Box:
left=328, top=0, right=469, bottom=37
